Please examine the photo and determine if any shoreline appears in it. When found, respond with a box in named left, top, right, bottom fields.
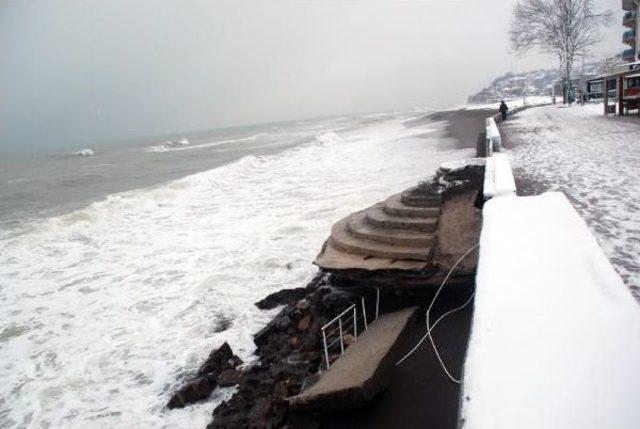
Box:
left=169, top=106, right=494, bottom=428
left=1, top=104, right=485, bottom=428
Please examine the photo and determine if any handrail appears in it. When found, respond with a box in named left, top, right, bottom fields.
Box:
left=321, top=304, right=355, bottom=331
left=320, top=289, right=380, bottom=370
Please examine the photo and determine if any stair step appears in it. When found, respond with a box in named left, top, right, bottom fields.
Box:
left=365, top=205, right=438, bottom=233
left=383, top=193, right=440, bottom=218
left=330, top=218, right=432, bottom=261
left=400, top=189, right=441, bottom=208
left=347, top=213, right=435, bottom=247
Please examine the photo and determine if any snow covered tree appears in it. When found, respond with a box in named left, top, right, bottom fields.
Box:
left=509, top=0, right=611, bottom=104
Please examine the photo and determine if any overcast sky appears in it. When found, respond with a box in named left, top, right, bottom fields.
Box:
left=0, top=0, right=623, bottom=154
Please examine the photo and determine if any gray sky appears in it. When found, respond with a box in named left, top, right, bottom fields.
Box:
left=0, top=0, right=623, bottom=154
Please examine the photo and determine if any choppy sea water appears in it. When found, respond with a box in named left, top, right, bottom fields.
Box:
left=0, top=111, right=473, bottom=428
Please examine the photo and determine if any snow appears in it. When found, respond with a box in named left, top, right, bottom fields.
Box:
left=461, top=192, right=640, bottom=429
left=439, top=157, right=486, bottom=173
left=503, top=103, right=640, bottom=299
left=486, top=117, right=502, bottom=152
left=483, top=153, right=516, bottom=199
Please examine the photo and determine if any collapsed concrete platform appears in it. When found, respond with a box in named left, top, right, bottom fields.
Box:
left=314, top=160, right=485, bottom=291
left=288, top=307, right=418, bottom=411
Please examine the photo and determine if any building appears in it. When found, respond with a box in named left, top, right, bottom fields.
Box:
left=623, top=0, right=640, bottom=62
left=581, top=2, right=640, bottom=113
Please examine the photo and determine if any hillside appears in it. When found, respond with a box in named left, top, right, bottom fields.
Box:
left=468, top=58, right=623, bottom=103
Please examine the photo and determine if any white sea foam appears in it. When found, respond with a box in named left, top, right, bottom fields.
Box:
left=0, top=115, right=471, bottom=428
left=147, top=138, right=189, bottom=153
left=74, top=148, right=95, bottom=157
left=147, top=134, right=268, bottom=153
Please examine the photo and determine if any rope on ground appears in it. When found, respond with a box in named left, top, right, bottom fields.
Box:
left=394, top=243, right=479, bottom=385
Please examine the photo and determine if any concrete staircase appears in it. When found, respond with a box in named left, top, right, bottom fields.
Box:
left=314, top=161, right=483, bottom=289
left=322, top=191, right=442, bottom=265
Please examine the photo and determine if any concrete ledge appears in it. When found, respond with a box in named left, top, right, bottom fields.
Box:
left=483, top=153, right=516, bottom=199
left=461, top=193, right=640, bottom=428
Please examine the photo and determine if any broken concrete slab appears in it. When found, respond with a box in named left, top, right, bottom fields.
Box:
left=288, top=306, right=418, bottom=411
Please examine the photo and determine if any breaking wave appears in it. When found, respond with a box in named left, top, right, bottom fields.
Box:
left=74, top=148, right=95, bottom=157
left=147, top=134, right=268, bottom=153
left=147, top=138, right=190, bottom=153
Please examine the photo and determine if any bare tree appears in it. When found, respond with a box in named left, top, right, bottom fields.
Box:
left=510, top=0, right=611, bottom=104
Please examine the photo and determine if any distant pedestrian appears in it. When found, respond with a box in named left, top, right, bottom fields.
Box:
left=499, top=100, right=509, bottom=121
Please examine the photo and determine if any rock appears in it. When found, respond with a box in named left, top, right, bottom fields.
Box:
left=295, top=299, right=311, bottom=311
left=218, top=368, right=242, bottom=387
left=167, top=375, right=217, bottom=409
left=321, top=290, right=353, bottom=314
left=167, top=342, right=244, bottom=410
left=253, top=324, right=273, bottom=347
left=255, top=287, right=310, bottom=310
left=197, top=342, right=234, bottom=377
left=276, top=315, right=291, bottom=330
left=208, top=273, right=343, bottom=428
left=229, top=354, right=244, bottom=369
left=297, top=315, right=312, bottom=331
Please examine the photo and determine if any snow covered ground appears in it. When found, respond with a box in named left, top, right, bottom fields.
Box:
left=502, top=103, right=640, bottom=300
left=462, top=192, right=640, bottom=429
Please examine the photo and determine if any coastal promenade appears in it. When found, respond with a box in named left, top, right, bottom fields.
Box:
left=500, top=104, right=640, bottom=300
left=461, top=108, right=640, bottom=428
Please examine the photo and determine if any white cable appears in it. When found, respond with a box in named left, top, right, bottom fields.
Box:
left=395, top=243, right=480, bottom=383
left=426, top=291, right=475, bottom=383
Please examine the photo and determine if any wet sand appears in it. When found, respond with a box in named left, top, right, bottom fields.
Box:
left=407, top=108, right=496, bottom=150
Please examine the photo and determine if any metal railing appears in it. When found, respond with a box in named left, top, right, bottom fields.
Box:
left=320, top=289, right=380, bottom=370
left=623, top=30, right=636, bottom=43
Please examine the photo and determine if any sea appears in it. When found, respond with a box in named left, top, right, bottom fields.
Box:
left=0, top=109, right=475, bottom=428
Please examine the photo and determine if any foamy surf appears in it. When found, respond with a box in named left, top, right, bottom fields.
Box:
left=147, top=135, right=268, bottom=153
left=74, top=148, right=95, bottom=157
left=0, top=114, right=471, bottom=428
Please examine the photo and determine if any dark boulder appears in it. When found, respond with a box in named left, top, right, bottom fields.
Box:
left=207, top=273, right=353, bottom=427
left=255, top=287, right=310, bottom=310
left=218, top=368, right=242, bottom=387
left=197, top=342, right=242, bottom=377
left=167, top=375, right=217, bottom=409
left=167, top=342, right=243, bottom=409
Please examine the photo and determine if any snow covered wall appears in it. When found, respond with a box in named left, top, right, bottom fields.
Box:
left=461, top=192, right=640, bottom=429
left=483, top=153, right=516, bottom=199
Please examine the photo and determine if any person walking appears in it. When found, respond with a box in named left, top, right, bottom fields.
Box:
left=499, top=100, right=509, bottom=121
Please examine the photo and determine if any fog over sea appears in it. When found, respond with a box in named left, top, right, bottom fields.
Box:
left=0, top=109, right=474, bottom=428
